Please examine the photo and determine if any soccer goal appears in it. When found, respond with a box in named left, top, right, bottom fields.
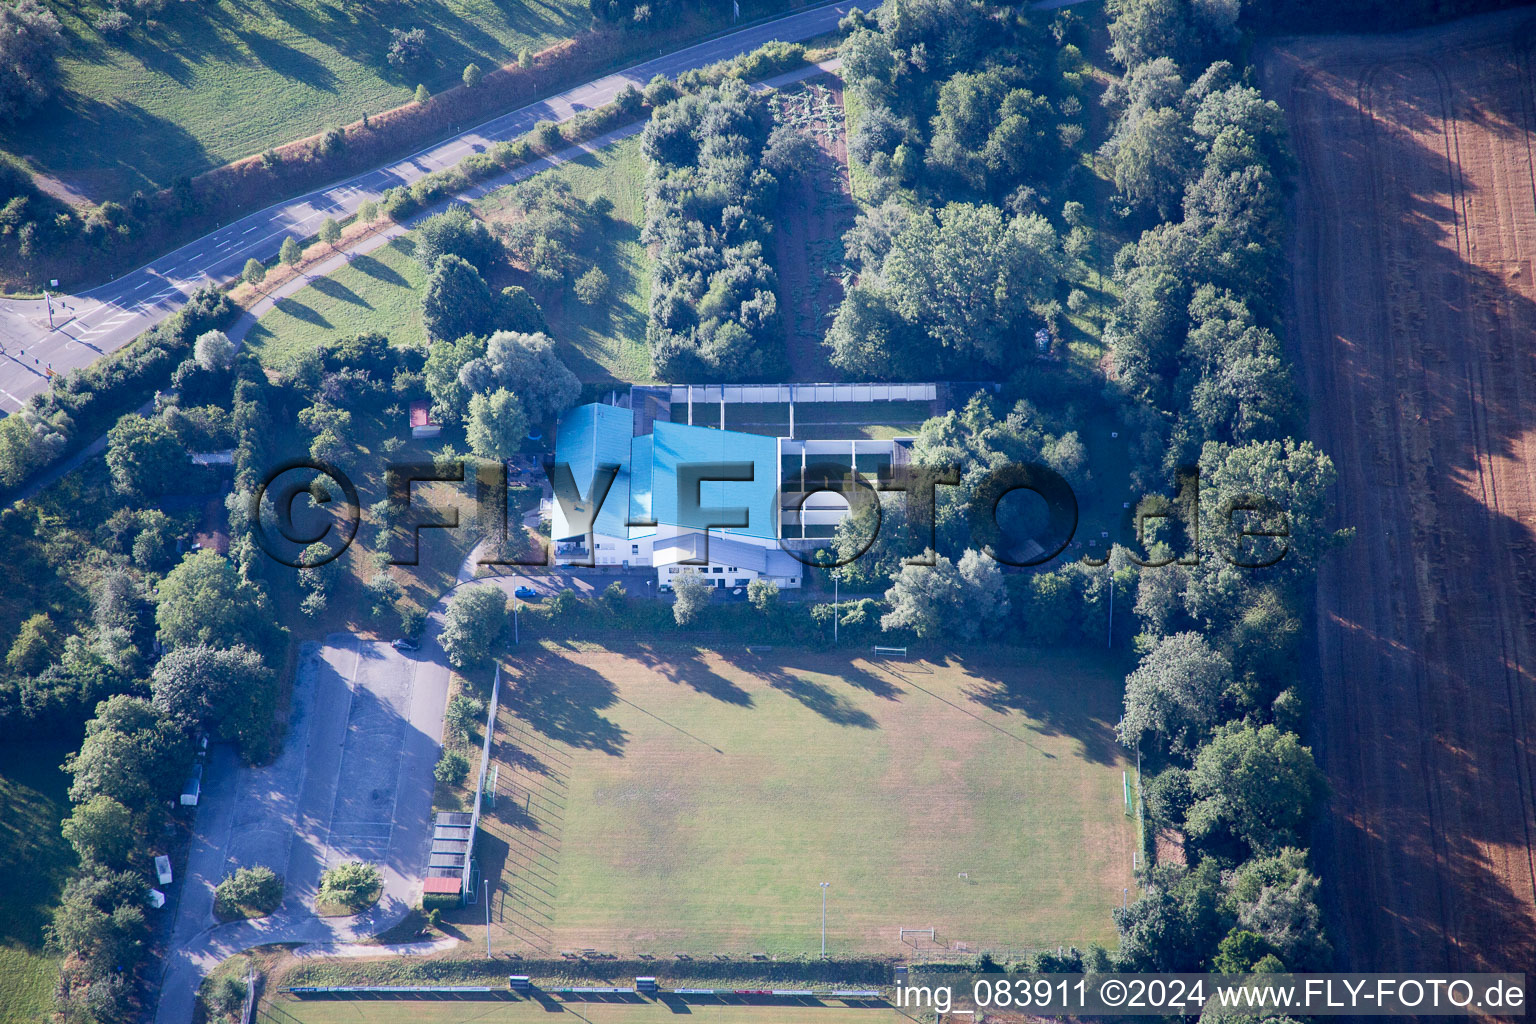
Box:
left=872, top=645, right=908, bottom=659
left=898, top=927, right=936, bottom=947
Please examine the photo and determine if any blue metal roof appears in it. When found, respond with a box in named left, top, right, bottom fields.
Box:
left=551, top=403, right=633, bottom=541
left=551, top=406, right=778, bottom=542
left=649, top=421, right=778, bottom=541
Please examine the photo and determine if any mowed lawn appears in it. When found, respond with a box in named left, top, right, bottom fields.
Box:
left=0, top=738, right=78, bottom=1024
left=481, top=646, right=1134, bottom=956
left=243, top=237, right=429, bottom=369
left=4, top=0, right=587, bottom=201
left=244, top=136, right=654, bottom=381
left=261, top=999, right=894, bottom=1024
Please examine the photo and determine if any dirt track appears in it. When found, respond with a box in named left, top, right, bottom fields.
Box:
left=1264, top=10, right=1536, bottom=971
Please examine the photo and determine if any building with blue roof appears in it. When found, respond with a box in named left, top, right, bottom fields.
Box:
left=550, top=384, right=933, bottom=590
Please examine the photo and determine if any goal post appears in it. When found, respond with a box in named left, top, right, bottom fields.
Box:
left=872, top=645, right=908, bottom=659
left=898, top=927, right=936, bottom=946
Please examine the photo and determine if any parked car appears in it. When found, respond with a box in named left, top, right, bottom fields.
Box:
left=391, top=638, right=419, bottom=651
left=514, top=585, right=538, bottom=599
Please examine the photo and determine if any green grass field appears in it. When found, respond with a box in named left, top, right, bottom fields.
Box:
left=243, top=237, right=429, bottom=370
left=0, top=738, right=78, bottom=1024
left=245, top=136, right=654, bottom=382
left=260, top=999, right=894, bottom=1024
left=474, top=645, right=1134, bottom=958
left=5, top=0, right=588, bottom=201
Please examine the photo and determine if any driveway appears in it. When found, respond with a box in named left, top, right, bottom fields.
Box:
left=0, top=1, right=857, bottom=413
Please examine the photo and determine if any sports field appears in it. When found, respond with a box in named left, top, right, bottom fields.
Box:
left=260, top=998, right=892, bottom=1024
left=475, top=645, right=1135, bottom=956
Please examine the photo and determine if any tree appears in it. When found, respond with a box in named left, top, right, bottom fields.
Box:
left=880, top=203, right=1062, bottom=364
left=1224, top=848, right=1331, bottom=970
left=466, top=388, right=528, bottom=461
left=318, top=217, right=341, bottom=247
left=150, top=643, right=275, bottom=755
left=415, top=83, right=430, bottom=104
left=574, top=266, right=609, bottom=306
left=414, top=206, right=497, bottom=272
left=1187, top=723, right=1323, bottom=853
left=423, top=332, right=487, bottom=422
left=194, top=329, right=236, bottom=371
left=60, top=795, right=135, bottom=867
left=1118, top=631, right=1231, bottom=754
left=671, top=572, right=711, bottom=626
left=242, top=258, right=266, bottom=285
left=64, top=695, right=191, bottom=810
left=280, top=236, right=303, bottom=266
left=439, top=584, right=506, bottom=668
left=434, top=748, right=469, bottom=786
left=462, top=62, right=483, bottom=88
left=881, top=550, right=1009, bottom=641
left=1212, top=929, right=1276, bottom=974
left=421, top=254, right=493, bottom=342
left=460, top=331, right=579, bottom=423
left=6, top=611, right=57, bottom=674
left=443, top=694, right=483, bottom=742
left=213, top=865, right=283, bottom=919
left=155, top=550, right=267, bottom=650
left=497, top=285, right=547, bottom=334
left=1113, top=861, right=1224, bottom=971
left=356, top=199, right=379, bottom=223
left=0, top=0, right=62, bottom=123
left=317, top=861, right=382, bottom=910
left=746, top=578, right=778, bottom=612
left=388, top=26, right=428, bottom=68
left=106, top=413, right=185, bottom=498
left=1198, top=438, right=1340, bottom=578
left=48, top=865, right=148, bottom=969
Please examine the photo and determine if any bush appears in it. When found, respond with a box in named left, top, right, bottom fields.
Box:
left=318, top=861, right=382, bottom=910
left=434, top=748, right=470, bottom=787
left=388, top=27, right=428, bottom=69
left=574, top=266, right=609, bottom=305
left=415, top=83, right=430, bottom=105
left=531, top=120, right=562, bottom=153
left=214, top=865, right=283, bottom=919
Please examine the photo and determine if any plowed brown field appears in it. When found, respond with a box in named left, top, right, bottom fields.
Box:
left=1263, top=10, right=1536, bottom=971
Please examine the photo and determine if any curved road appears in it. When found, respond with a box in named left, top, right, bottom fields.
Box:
left=0, top=0, right=855, bottom=413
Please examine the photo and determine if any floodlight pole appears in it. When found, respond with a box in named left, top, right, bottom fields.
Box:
left=820, top=882, right=829, bottom=956
left=513, top=594, right=520, bottom=646
left=833, top=572, right=838, bottom=645
left=485, top=879, right=491, bottom=957
left=1106, top=564, right=1114, bottom=650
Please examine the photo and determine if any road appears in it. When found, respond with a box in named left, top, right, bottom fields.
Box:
left=0, top=0, right=856, bottom=414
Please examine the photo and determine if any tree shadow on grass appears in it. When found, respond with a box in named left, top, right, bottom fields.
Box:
left=350, top=253, right=410, bottom=287
left=765, top=674, right=877, bottom=729
left=945, top=651, right=1123, bottom=766
left=506, top=652, right=627, bottom=755
left=272, top=296, right=332, bottom=328
left=632, top=646, right=753, bottom=707
left=311, top=274, right=369, bottom=307
left=236, top=28, right=340, bottom=90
